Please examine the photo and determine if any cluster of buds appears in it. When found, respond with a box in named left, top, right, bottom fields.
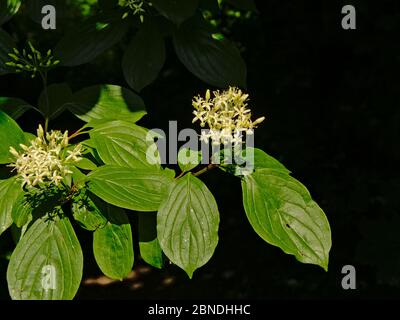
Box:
left=192, top=87, right=265, bottom=146
left=9, top=125, right=83, bottom=188
left=6, top=42, right=60, bottom=78
left=121, top=0, right=148, bottom=22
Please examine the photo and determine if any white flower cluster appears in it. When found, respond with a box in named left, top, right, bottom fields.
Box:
left=127, top=0, right=146, bottom=16
left=9, top=125, right=83, bottom=188
left=192, top=87, right=265, bottom=146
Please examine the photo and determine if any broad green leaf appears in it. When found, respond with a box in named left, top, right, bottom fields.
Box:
left=247, top=148, right=290, bottom=173
left=0, top=176, right=22, bottom=236
left=90, top=120, right=160, bottom=169
left=0, top=29, right=15, bottom=75
left=11, top=192, right=32, bottom=228
left=93, top=205, right=134, bottom=280
left=7, top=212, right=83, bottom=300
left=0, top=97, right=34, bottom=119
left=173, top=17, right=246, bottom=88
left=242, top=166, right=331, bottom=271
left=24, top=132, right=36, bottom=142
left=219, top=147, right=291, bottom=176
left=0, top=110, right=27, bottom=164
left=224, top=0, right=258, bottom=11
left=74, top=156, right=98, bottom=171
left=72, top=191, right=107, bottom=231
left=81, top=139, right=104, bottom=164
left=68, top=84, right=146, bottom=124
left=157, top=174, right=219, bottom=278
left=55, top=15, right=128, bottom=66
left=11, top=187, right=69, bottom=228
left=122, top=20, right=166, bottom=92
left=10, top=223, right=27, bottom=243
left=38, top=83, right=73, bottom=119
left=70, top=166, right=87, bottom=186
left=178, top=147, right=201, bottom=173
left=138, top=213, right=164, bottom=269
left=0, top=0, right=21, bottom=25
left=151, top=0, right=199, bottom=25
left=88, top=165, right=175, bottom=212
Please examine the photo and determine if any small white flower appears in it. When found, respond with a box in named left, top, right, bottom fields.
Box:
left=192, top=87, right=265, bottom=146
left=8, top=125, right=82, bottom=188
left=199, top=131, right=211, bottom=144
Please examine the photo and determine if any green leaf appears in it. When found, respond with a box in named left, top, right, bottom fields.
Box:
left=11, top=187, right=68, bottom=228
left=0, top=110, right=27, bottom=164
left=0, top=176, right=22, bottom=236
left=93, top=205, right=134, bottom=280
left=24, top=131, right=36, bottom=142
left=72, top=192, right=107, bottom=231
left=7, top=212, right=83, bottom=300
left=157, top=174, right=219, bottom=278
left=55, top=15, right=128, bottom=66
left=68, top=84, right=146, bottom=124
left=74, top=156, right=98, bottom=171
left=0, top=0, right=21, bottom=25
left=0, top=29, right=15, bottom=75
left=122, top=20, right=166, bottom=92
left=90, top=120, right=161, bottom=169
left=0, top=97, right=34, bottom=119
left=11, top=192, right=33, bottom=228
left=88, top=165, right=175, bottom=212
left=138, top=212, right=164, bottom=269
left=219, top=147, right=291, bottom=176
left=224, top=0, right=258, bottom=11
left=178, top=147, right=201, bottom=173
left=173, top=17, right=246, bottom=88
left=70, top=166, right=87, bottom=186
left=241, top=165, right=332, bottom=271
left=151, top=0, right=199, bottom=25
left=38, top=83, right=73, bottom=120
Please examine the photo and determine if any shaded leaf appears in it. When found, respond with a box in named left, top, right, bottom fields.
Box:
left=0, top=29, right=15, bottom=75
left=68, top=84, right=146, bottom=124
left=225, top=0, right=257, bottom=11
left=93, top=205, right=134, bottom=280
left=11, top=192, right=33, bottom=228
left=38, top=83, right=73, bottom=119
left=55, top=15, right=128, bottom=66
left=72, top=192, right=107, bottom=231
left=0, top=0, right=21, bottom=25
left=138, top=213, right=164, bottom=269
left=0, top=176, right=22, bottom=236
left=26, top=0, right=66, bottom=24
left=151, top=0, right=199, bottom=25
left=173, top=17, right=246, bottom=88
left=122, top=20, right=166, bottom=92
left=0, top=97, right=34, bottom=119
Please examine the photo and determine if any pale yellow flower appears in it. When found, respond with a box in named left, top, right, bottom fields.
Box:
left=9, top=125, right=83, bottom=188
left=192, top=87, right=265, bottom=146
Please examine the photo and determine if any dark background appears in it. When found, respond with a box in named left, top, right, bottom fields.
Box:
left=0, top=0, right=399, bottom=299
